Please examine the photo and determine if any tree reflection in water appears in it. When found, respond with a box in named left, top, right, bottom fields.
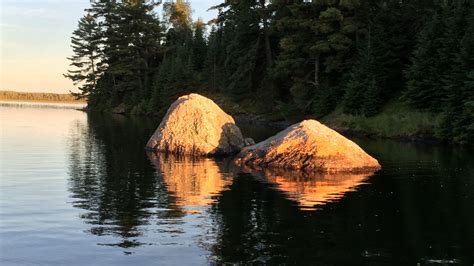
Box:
left=64, top=114, right=474, bottom=264
left=67, top=114, right=168, bottom=248
left=67, top=113, right=233, bottom=253
left=66, top=113, right=375, bottom=257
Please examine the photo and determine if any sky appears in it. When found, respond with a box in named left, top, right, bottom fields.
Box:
left=0, top=0, right=222, bottom=93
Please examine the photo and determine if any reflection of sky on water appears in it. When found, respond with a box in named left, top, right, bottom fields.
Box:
left=65, top=112, right=221, bottom=261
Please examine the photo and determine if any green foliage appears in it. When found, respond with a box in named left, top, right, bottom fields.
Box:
left=438, top=4, right=474, bottom=144
left=66, top=0, right=473, bottom=144
left=79, top=0, right=165, bottom=109
left=343, top=1, right=424, bottom=117
left=404, top=1, right=473, bottom=143
left=325, top=103, right=441, bottom=139
left=64, top=14, right=103, bottom=99
left=271, top=0, right=359, bottom=116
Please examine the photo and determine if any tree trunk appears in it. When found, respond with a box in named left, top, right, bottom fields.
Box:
left=213, top=55, right=217, bottom=92
left=259, top=0, right=273, bottom=68
left=90, top=53, right=96, bottom=87
left=136, top=50, right=143, bottom=92
left=314, top=53, right=320, bottom=89
left=263, top=21, right=273, bottom=68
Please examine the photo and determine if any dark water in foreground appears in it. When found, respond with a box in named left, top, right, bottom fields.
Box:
left=1, top=104, right=473, bottom=265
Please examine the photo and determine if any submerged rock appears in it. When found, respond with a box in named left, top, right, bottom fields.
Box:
left=146, top=93, right=244, bottom=156
left=235, top=120, right=381, bottom=173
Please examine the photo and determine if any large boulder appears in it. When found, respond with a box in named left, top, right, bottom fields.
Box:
left=235, top=120, right=381, bottom=173
left=146, top=93, right=244, bottom=156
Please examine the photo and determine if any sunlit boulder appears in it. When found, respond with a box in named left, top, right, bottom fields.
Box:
left=146, top=93, right=245, bottom=156
left=235, top=120, right=381, bottom=173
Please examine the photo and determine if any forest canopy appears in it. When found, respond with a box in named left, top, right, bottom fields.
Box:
left=65, top=0, right=473, bottom=144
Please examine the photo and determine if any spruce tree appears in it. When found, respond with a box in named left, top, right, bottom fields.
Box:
left=404, top=2, right=460, bottom=112
left=343, top=38, right=378, bottom=115
left=273, top=0, right=358, bottom=115
left=156, top=0, right=198, bottom=106
left=192, top=19, right=207, bottom=73
left=218, top=0, right=262, bottom=98
left=203, top=26, right=226, bottom=92
left=343, top=1, right=415, bottom=116
left=439, top=3, right=474, bottom=143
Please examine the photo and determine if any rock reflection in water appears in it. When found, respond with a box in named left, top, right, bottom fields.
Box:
left=67, top=114, right=230, bottom=257
left=245, top=167, right=373, bottom=210
left=148, top=153, right=234, bottom=213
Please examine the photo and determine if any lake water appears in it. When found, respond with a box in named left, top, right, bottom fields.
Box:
left=1, top=104, right=473, bottom=265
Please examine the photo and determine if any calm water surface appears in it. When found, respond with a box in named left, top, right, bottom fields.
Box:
left=1, top=104, right=473, bottom=265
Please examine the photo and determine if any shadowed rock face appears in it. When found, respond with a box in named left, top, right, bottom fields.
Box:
left=235, top=120, right=381, bottom=173
left=146, top=94, right=244, bottom=156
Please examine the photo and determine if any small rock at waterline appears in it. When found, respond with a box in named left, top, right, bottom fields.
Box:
left=235, top=120, right=381, bottom=173
left=146, top=93, right=245, bottom=156
left=244, top=138, right=256, bottom=146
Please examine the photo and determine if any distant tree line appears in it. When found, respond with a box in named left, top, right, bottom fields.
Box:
left=0, top=90, right=85, bottom=103
left=66, top=0, right=473, bottom=144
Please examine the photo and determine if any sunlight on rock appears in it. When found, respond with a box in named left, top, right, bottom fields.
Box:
left=236, top=120, right=381, bottom=173
left=148, top=153, right=233, bottom=213
left=146, top=94, right=244, bottom=156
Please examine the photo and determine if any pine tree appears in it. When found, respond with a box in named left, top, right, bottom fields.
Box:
left=66, top=0, right=473, bottom=143
left=111, top=1, right=163, bottom=102
left=84, top=0, right=164, bottom=109
left=64, top=14, right=104, bottom=99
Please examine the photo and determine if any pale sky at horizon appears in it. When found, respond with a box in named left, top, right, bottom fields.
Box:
left=1, top=0, right=221, bottom=93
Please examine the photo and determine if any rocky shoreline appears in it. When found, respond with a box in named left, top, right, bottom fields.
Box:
left=234, top=114, right=442, bottom=145
left=84, top=102, right=444, bottom=145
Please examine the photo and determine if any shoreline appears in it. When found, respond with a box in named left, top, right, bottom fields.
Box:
left=234, top=114, right=443, bottom=144
left=27, top=100, right=448, bottom=146
left=89, top=107, right=448, bottom=145
left=0, top=100, right=87, bottom=109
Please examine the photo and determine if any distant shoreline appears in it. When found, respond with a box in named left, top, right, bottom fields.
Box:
left=0, top=99, right=86, bottom=105
left=0, top=90, right=86, bottom=104
left=0, top=100, right=87, bottom=109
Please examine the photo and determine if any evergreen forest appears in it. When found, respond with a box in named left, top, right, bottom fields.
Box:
left=65, top=0, right=474, bottom=144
